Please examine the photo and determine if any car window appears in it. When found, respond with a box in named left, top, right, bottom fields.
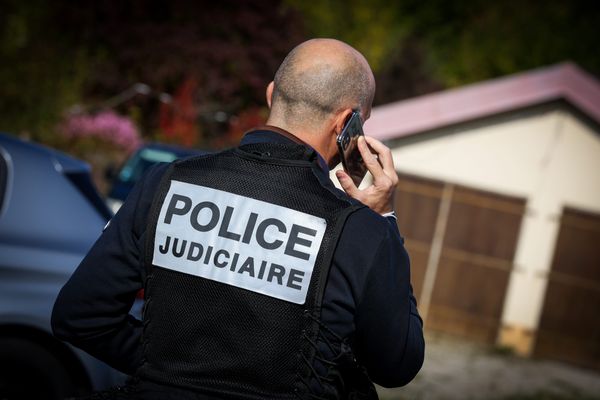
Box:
left=118, top=148, right=179, bottom=185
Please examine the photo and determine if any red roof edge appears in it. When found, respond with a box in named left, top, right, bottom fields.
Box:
left=365, top=62, right=600, bottom=141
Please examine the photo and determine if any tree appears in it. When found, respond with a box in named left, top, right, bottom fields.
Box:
left=0, top=0, right=91, bottom=141
left=403, top=0, right=600, bottom=87
left=79, top=0, right=306, bottom=147
left=286, top=0, right=600, bottom=104
left=0, top=0, right=307, bottom=148
left=3, top=0, right=598, bottom=147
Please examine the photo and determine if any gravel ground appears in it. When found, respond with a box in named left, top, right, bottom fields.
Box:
left=376, top=333, right=600, bottom=400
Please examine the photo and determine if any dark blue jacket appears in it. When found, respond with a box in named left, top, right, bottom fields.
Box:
left=52, top=128, right=424, bottom=392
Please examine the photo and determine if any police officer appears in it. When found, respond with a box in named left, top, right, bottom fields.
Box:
left=52, top=38, right=424, bottom=399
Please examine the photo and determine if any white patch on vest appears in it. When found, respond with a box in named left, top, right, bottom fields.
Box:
left=153, top=180, right=327, bottom=304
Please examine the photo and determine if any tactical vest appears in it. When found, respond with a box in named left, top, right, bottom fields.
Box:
left=138, top=142, right=366, bottom=399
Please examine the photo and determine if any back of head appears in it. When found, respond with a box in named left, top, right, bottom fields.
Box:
left=271, top=39, right=375, bottom=131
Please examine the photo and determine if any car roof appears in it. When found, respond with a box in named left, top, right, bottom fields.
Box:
left=0, top=133, right=110, bottom=251
left=0, top=132, right=91, bottom=174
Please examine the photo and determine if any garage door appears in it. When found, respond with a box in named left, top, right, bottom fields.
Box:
left=395, top=173, right=525, bottom=343
left=394, top=173, right=444, bottom=300
left=427, top=185, right=525, bottom=343
left=534, top=207, right=600, bottom=370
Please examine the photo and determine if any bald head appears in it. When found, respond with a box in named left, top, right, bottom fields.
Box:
left=270, top=39, right=375, bottom=131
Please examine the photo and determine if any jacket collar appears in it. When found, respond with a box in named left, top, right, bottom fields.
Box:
left=241, top=126, right=329, bottom=173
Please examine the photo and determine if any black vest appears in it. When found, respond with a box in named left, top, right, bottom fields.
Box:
left=138, top=142, right=365, bottom=399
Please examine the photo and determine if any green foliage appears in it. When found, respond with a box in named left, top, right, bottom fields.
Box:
left=404, top=0, right=600, bottom=87
left=0, top=0, right=91, bottom=141
left=490, top=344, right=516, bottom=357
left=283, top=0, right=410, bottom=73
left=0, top=0, right=305, bottom=149
left=2, top=0, right=599, bottom=148
left=286, top=0, right=600, bottom=101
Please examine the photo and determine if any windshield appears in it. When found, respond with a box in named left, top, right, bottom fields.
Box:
left=118, top=148, right=179, bottom=184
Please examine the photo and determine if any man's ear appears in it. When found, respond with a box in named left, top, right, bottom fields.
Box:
left=266, top=81, right=275, bottom=108
left=333, top=108, right=354, bottom=135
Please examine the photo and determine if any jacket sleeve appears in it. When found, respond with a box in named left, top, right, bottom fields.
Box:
left=51, top=163, right=167, bottom=375
left=353, top=219, right=425, bottom=387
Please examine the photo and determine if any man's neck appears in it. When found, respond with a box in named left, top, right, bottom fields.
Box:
left=257, top=125, right=306, bottom=145
left=264, top=120, right=330, bottom=165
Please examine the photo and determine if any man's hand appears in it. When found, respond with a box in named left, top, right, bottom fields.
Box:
left=336, top=136, right=398, bottom=215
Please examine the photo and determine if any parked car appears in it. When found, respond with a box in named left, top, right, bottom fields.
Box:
left=0, top=133, right=126, bottom=399
left=106, top=143, right=207, bottom=213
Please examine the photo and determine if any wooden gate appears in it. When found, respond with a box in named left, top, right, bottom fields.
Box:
left=395, top=173, right=525, bottom=343
left=534, top=207, right=600, bottom=370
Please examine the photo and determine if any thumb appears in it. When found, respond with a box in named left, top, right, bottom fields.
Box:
left=336, top=170, right=359, bottom=196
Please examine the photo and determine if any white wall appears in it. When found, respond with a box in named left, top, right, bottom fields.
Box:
left=386, top=108, right=600, bottom=337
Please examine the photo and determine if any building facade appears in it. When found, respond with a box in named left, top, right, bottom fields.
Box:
left=364, top=63, right=600, bottom=370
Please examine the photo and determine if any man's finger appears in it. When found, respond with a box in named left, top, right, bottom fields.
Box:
left=336, top=170, right=359, bottom=197
left=364, top=136, right=394, bottom=174
left=358, top=136, right=385, bottom=180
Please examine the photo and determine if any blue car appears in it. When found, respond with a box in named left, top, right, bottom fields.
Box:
left=0, top=133, right=126, bottom=399
left=106, top=143, right=206, bottom=213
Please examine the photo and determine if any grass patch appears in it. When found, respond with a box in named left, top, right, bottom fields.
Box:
left=489, top=344, right=516, bottom=357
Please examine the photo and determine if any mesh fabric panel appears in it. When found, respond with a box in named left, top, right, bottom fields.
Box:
left=138, top=144, right=354, bottom=399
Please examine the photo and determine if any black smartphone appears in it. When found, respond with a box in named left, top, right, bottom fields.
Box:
left=336, top=111, right=368, bottom=187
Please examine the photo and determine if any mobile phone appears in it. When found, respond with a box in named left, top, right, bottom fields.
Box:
left=336, top=111, right=368, bottom=187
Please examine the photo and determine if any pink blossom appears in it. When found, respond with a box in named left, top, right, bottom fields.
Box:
left=61, top=111, right=141, bottom=151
